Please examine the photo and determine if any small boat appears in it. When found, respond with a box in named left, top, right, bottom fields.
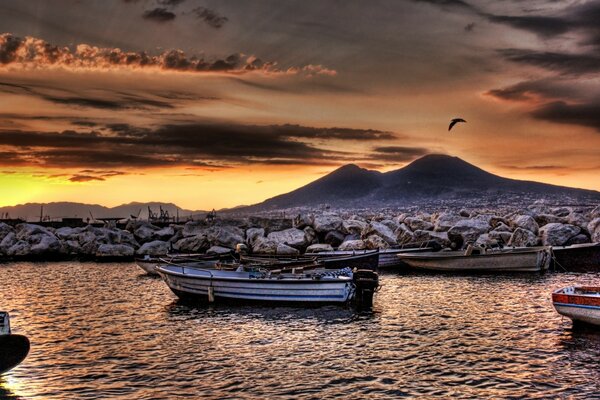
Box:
left=551, top=243, right=600, bottom=272
left=397, top=246, right=551, bottom=273
left=553, top=286, right=600, bottom=326
left=0, top=312, right=30, bottom=374
left=135, top=252, right=235, bottom=276
left=305, top=247, right=435, bottom=269
left=157, top=263, right=379, bottom=307
left=242, top=250, right=380, bottom=271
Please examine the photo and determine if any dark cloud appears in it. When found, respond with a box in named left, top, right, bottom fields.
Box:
left=485, top=14, right=570, bottom=37
left=501, top=165, right=564, bottom=171
left=157, top=0, right=186, bottom=6
left=192, top=7, right=228, bottom=29
left=0, top=122, right=395, bottom=169
left=69, top=174, right=105, bottom=182
left=485, top=79, right=578, bottom=102
left=370, top=146, right=430, bottom=162
left=532, top=101, right=600, bottom=133
left=143, top=8, right=176, bottom=22
left=498, top=48, right=600, bottom=76
left=411, top=0, right=475, bottom=11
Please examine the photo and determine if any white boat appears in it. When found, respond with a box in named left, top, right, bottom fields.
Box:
left=0, top=312, right=30, bottom=374
left=156, top=264, right=379, bottom=307
left=553, top=286, right=600, bottom=326
left=397, top=246, right=551, bottom=273
left=135, top=253, right=232, bottom=276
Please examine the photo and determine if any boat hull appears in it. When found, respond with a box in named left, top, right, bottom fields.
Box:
left=553, top=286, right=600, bottom=326
left=157, top=266, right=353, bottom=305
left=398, top=248, right=549, bottom=273
left=0, top=334, right=30, bottom=374
left=306, top=248, right=431, bottom=269
left=551, top=243, right=600, bottom=272
left=136, top=259, right=159, bottom=275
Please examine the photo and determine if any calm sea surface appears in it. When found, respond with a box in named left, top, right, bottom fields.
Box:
left=1, top=262, right=600, bottom=399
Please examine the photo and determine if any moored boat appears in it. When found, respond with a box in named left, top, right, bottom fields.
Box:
left=397, top=246, right=551, bottom=273
left=156, top=263, right=379, bottom=307
left=0, top=312, right=30, bottom=375
left=551, top=243, right=600, bottom=272
left=553, top=286, right=600, bottom=326
left=242, top=250, right=380, bottom=271
left=305, top=247, right=435, bottom=269
left=135, top=252, right=235, bottom=275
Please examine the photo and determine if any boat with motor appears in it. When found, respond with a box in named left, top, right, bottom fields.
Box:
left=396, top=246, right=551, bottom=273
left=0, top=312, right=30, bottom=374
left=305, top=246, right=437, bottom=269
left=241, top=250, right=380, bottom=271
left=553, top=286, right=600, bottom=326
left=156, top=262, right=379, bottom=308
left=135, top=252, right=235, bottom=275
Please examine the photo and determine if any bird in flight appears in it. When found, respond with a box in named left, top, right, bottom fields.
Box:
left=448, top=118, right=466, bottom=131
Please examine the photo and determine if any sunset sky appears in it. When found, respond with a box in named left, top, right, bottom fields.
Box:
left=1, top=0, right=599, bottom=210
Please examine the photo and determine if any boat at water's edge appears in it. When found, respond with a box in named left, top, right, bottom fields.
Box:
left=553, top=286, right=600, bottom=326
left=0, top=312, right=30, bottom=375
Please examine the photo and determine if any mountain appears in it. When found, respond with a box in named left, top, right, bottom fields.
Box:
left=0, top=201, right=205, bottom=222
left=242, top=154, right=600, bottom=211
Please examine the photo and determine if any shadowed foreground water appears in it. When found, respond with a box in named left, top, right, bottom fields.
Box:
left=1, top=262, right=600, bottom=399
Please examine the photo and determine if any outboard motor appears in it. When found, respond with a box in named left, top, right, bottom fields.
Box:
left=352, top=269, right=379, bottom=309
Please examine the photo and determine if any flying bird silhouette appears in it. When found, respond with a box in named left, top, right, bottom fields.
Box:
left=448, top=118, right=466, bottom=131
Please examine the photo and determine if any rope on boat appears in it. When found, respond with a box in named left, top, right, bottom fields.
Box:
left=549, top=247, right=568, bottom=273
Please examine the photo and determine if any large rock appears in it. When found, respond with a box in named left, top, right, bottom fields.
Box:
left=96, top=244, right=134, bottom=258
left=154, top=226, right=175, bottom=241
left=338, top=239, right=367, bottom=251
left=303, top=226, right=316, bottom=244
left=591, top=205, right=600, bottom=220
left=313, top=214, right=343, bottom=233
left=306, top=244, right=334, bottom=253
left=276, top=243, right=299, bottom=255
left=7, top=240, right=30, bottom=256
left=395, top=223, right=415, bottom=245
left=206, top=226, right=245, bottom=249
left=380, top=219, right=400, bottom=232
left=267, top=228, right=309, bottom=249
left=15, top=223, right=53, bottom=240
left=475, top=234, right=498, bottom=248
left=342, top=219, right=368, bottom=235
left=447, top=218, right=490, bottom=248
left=533, top=213, right=563, bottom=227
left=246, top=228, right=265, bottom=247
left=405, top=217, right=433, bottom=232
left=567, top=212, right=590, bottom=233
left=207, top=245, right=232, bottom=255
left=29, top=234, right=61, bottom=255
left=511, top=215, right=539, bottom=234
left=566, top=234, right=590, bottom=245
left=551, top=207, right=572, bottom=217
left=488, top=230, right=512, bottom=244
left=134, top=224, right=159, bottom=243
left=364, top=234, right=389, bottom=250
left=324, top=230, right=345, bottom=247
left=0, top=223, right=14, bottom=242
left=433, top=213, right=463, bottom=232
left=539, top=223, right=581, bottom=246
left=362, top=221, right=397, bottom=246
left=137, top=240, right=170, bottom=256
left=0, top=232, right=16, bottom=254
left=252, top=237, right=278, bottom=254
left=173, top=235, right=210, bottom=253
left=293, top=213, right=314, bottom=229
left=181, top=221, right=206, bottom=237
left=55, top=227, right=82, bottom=241
left=508, top=228, right=539, bottom=247
left=588, top=218, right=600, bottom=243
left=413, top=230, right=451, bottom=248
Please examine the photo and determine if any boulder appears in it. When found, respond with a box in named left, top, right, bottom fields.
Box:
left=395, top=223, right=415, bottom=245
left=7, top=240, right=30, bottom=256
left=565, top=234, right=590, bottom=245
left=15, top=223, right=53, bottom=240
left=293, top=213, right=314, bottom=229
left=207, top=245, right=232, bottom=255
left=55, top=227, right=83, bottom=241
left=475, top=234, right=498, bottom=248
left=342, top=219, right=368, bottom=235
left=154, top=226, right=175, bottom=241
left=252, top=237, right=278, bottom=254
left=246, top=227, right=265, bottom=247
left=276, top=243, right=299, bottom=256
left=533, top=213, right=563, bottom=227
left=588, top=218, right=600, bottom=243
left=313, top=214, right=343, bottom=233
left=0, top=232, right=17, bottom=254
left=206, top=226, right=245, bottom=249
left=405, top=217, right=434, bottom=232
left=567, top=212, right=590, bottom=233
left=539, top=223, right=581, bottom=246
left=324, top=230, right=345, bottom=247
left=338, top=239, right=367, bottom=251
left=134, top=224, right=159, bottom=243
left=29, top=234, right=61, bottom=255
left=551, top=207, right=572, bottom=217
left=433, top=213, right=463, bottom=232
left=511, top=215, right=539, bottom=234
left=362, top=221, right=397, bottom=246
left=364, top=234, right=389, bottom=250
left=447, top=218, right=490, bottom=248
left=303, top=226, right=317, bottom=244
left=0, top=222, right=14, bottom=242
left=380, top=219, right=400, bottom=232
left=306, top=244, right=334, bottom=253
left=267, top=228, right=309, bottom=249
left=413, top=230, right=451, bottom=248
left=173, top=235, right=210, bottom=253
left=492, top=222, right=512, bottom=232
left=137, top=240, right=170, bottom=256
left=96, top=244, right=134, bottom=258
left=459, top=209, right=470, bottom=217
left=508, top=228, right=539, bottom=247
left=591, top=205, right=600, bottom=220
left=488, top=230, right=512, bottom=244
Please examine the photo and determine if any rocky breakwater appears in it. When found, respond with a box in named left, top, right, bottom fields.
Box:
left=1, top=203, right=599, bottom=261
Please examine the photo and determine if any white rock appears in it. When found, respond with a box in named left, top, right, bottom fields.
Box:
left=96, top=244, right=134, bottom=258
left=447, top=218, right=490, bottom=247
left=362, top=221, right=397, bottom=245
left=306, top=244, right=334, bottom=253
left=246, top=227, right=265, bottom=247
left=508, top=228, right=539, bottom=247
left=342, top=219, right=368, bottom=235
left=338, top=240, right=367, bottom=251
left=405, top=217, right=434, bottom=232
left=539, top=223, right=581, bottom=246
left=137, top=240, right=170, bottom=256
left=267, top=228, right=308, bottom=249
left=313, top=214, right=343, bottom=233
left=365, top=234, right=389, bottom=250
left=276, top=243, right=299, bottom=255
left=433, top=213, right=463, bottom=232
left=511, top=215, right=539, bottom=234
left=207, top=245, right=232, bottom=255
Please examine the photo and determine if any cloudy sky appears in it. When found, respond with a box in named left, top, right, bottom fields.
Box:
left=0, top=0, right=599, bottom=210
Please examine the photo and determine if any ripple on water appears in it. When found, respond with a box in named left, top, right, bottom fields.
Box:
left=1, top=263, right=600, bottom=398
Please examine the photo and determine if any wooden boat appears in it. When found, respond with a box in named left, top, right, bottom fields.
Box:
left=135, top=252, right=234, bottom=276
left=242, top=250, right=380, bottom=271
left=397, top=246, right=551, bottom=273
left=551, top=243, right=600, bottom=272
left=305, top=247, right=435, bottom=269
left=0, top=312, right=30, bottom=374
left=553, top=286, right=600, bottom=326
left=156, top=263, right=379, bottom=307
